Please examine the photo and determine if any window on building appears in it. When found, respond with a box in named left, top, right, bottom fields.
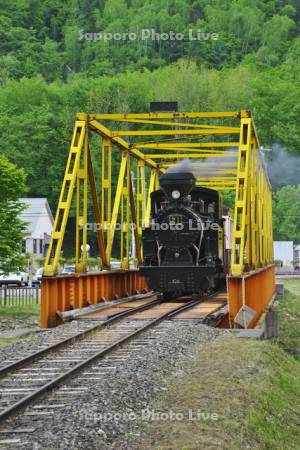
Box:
left=22, top=239, right=26, bottom=254
left=40, top=239, right=43, bottom=254
left=33, top=239, right=37, bottom=254
left=44, top=244, right=49, bottom=257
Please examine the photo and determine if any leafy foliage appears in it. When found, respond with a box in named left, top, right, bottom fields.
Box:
left=272, top=185, right=300, bottom=242
left=0, top=155, right=27, bottom=274
left=0, top=0, right=300, bottom=246
left=0, top=0, right=299, bottom=80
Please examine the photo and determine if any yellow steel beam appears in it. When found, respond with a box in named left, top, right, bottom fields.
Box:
left=88, top=120, right=159, bottom=169
left=197, top=182, right=236, bottom=186
left=231, top=118, right=253, bottom=276
left=197, top=177, right=237, bottom=181
left=136, top=142, right=239, bottom=148
left=155, top=171, right=160, bottom=190
left=83, top=112, right=241, bottom=120
left=138, top=149, right=228, bottom=153
left=196, top=170, right=237, bottom=175
left=114, top=118, right=240, bottom=130
left=199, top=186, right=235, bottom=191
left=139, top=149, right=234, bottom=155
left=250, top=137, right=258, bottom=268
left=146, top=152, right=238, bottom=159
left=106, top=152, right=128, bottom=261
left=101, top=138, right=112, bottom=242
left=197, top=180, right=236, bottom=184
left=197, top=177, right=237, bottom=182
left=137, top=160, right=146, bottom=234
left=87, top=146, right=108, bottom=269
left=75, top=127, right=88, bottom=273
left=129, top=171, right=142, bottom=265
left=120, top=155, right=130, bottom=269
left=111, top=129, right=240, bottom=137
left=256, top=167, right=262, bottom=265
left=145, top=169, right=158, bottom=227
left=160, top=162, right=237, bottom=168
left=44, top=120, right=87, bottom=276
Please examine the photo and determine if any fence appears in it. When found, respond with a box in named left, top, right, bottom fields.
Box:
left=275, top=268, right=300, bottom=276
left=0, top=286, right=40, bottom=306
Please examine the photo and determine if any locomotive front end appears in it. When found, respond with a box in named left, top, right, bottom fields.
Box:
left=140, top=171, right=225, bottom=298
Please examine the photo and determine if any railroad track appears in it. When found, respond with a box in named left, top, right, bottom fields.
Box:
left=0, top=291, right=223, bottom=427
left=0, top=292, right=158, bottom=375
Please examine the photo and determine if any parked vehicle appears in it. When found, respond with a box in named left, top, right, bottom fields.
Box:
left=0, top=271, right=29, bottom=287
left=61, top=266, right=76, bottom=275
left=110, top=261, right=121, bottom=269
left=32, top=267, right=44, bottom=286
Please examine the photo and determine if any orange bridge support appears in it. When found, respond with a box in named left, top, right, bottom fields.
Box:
left=40, top=270, right=148, bottom=328
left=227, top=265, right=276, bottom=328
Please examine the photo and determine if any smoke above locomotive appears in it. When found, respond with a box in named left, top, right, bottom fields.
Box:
left=164, top=158, right=194, bottom=174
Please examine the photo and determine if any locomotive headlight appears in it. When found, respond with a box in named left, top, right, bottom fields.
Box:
left=171, top=190, right=181, bottom=199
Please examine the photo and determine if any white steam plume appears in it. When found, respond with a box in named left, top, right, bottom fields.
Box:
left=265, top=144, right=300, bottom=189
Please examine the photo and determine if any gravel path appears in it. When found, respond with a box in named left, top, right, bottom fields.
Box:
left=0, top=320, right=228, bottom=450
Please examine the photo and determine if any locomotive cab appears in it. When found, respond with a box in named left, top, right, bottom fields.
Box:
left=140, top=171, right=225, bottom=298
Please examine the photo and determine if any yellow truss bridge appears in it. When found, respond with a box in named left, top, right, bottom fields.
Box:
left=41, top=110, right=275, bottom=329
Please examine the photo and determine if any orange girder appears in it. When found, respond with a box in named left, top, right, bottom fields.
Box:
left=227, top=265, right=276, bottom=328
left=40, top=270, right=149, bottom=328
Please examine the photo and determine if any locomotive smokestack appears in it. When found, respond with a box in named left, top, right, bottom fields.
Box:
left=159, top=172, right=196, bottom=199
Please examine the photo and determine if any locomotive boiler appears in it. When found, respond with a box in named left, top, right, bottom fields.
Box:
left=140, top=171, right=227, bottom=298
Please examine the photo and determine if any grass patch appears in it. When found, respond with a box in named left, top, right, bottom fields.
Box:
left=0, top=304, right=40, bottom=346
left=135, top=281, right=300, bottom=450
left=274, top=279, right=300, bottom=353
left=137, top=338, right=300, bottom=450
left=0, top=304, right=40, bottom=319
left=0, top=335, right=29, bottom=346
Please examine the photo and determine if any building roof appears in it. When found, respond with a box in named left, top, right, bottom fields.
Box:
left=19, top=198, right=54, bottom=234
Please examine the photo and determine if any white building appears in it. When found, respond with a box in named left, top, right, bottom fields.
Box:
left=294, top=244, right=300, bottom=264
left=273, top=241, right=294, bottom=267
left=20, top=198, right=54, bottom=257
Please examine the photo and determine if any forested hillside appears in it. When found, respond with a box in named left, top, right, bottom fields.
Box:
left=1, top=0, right=299, bottom=79
left=0, top=0, right=300, bottom=243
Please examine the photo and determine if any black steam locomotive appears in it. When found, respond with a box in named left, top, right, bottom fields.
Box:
left=140, top=172, right=227, bottom=298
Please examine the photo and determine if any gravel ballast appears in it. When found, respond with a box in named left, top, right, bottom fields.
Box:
left=0, top=320, right=102, bottom=364
left=0, top=320, right=228, bottom=449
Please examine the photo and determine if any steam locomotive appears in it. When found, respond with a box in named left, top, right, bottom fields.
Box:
left=140, top=172, right=229, bottom=298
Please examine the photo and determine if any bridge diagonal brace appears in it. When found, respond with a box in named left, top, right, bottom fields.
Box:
left=75, top=129, right=88, bottom=273
left=87, top=146, right=108, bottom=269
left=145, top=169, right=159, bottom=227
left=129, top=171, right=142, bottom=265
left=88, top=119, right=158, bottom=170
left=231, top=118, right=252, bottom=276
left=120, top=155, right=130, bottom=269
left=106, top=152, right=129, bottom=261
left=101, top=137, right=112, bottom=240
left=44, top=120, right=86, bottom=276
left=136, top=160, right=146, bottom=235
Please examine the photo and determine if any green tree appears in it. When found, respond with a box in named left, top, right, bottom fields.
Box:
left=0, top=155, right=27, bottom=274
left=272, top=185, right=300, bottom=242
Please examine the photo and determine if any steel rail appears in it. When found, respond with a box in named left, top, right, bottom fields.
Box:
left=0, top=291, right=220, bottom=423
left=0, top=292, right=159, bottom=379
